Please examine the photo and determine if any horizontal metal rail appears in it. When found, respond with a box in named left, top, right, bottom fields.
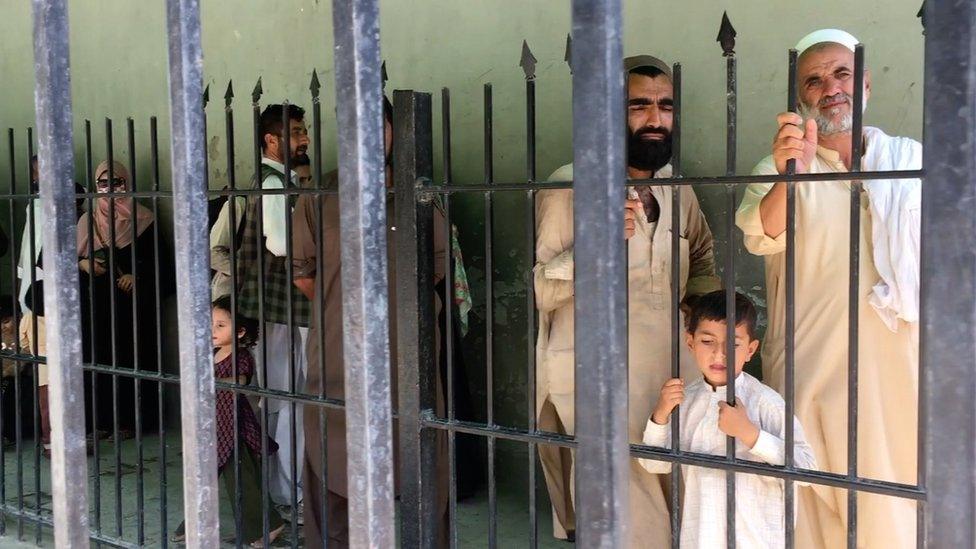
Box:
left=0, top=168, right=923, bottom=202
left=418, top=169, right=925, bottom=193
left=420, top=416, right=924, bottom=500
left=0, top=351, right=351, bottom=410
left=0, top=504, right=137, bottom=549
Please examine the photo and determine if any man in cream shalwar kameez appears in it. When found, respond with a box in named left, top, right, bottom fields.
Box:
left=736, top=29, right=919, bottom=549
left=535, top=55, right=721, bottom=547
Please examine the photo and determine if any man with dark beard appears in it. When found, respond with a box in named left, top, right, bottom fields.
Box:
left=234, top=103, right=313, bottom=514
left=533, top=55, right=720, bottom=546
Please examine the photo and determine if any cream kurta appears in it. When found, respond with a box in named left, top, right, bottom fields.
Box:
left=736, top=139, right=919, bottom=549
left=535, top=163, right=720, bottom=546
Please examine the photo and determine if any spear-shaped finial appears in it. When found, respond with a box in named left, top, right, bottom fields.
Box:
left=520, top=40, right=538, bottom=80
left=717, top=11, right=736, bottom=56
left=917, top=1, right=926, bottom=33
left=224, top=80, right=234, bottom=108
left=381, top=61, right=388, bottom=89
left=565, top=34, right=573, bottom=74
left=310, top=70, right=321, bottom=100
left=202, top=84, right=210, bottom=108
left=251, top=77, right=263, bottom=104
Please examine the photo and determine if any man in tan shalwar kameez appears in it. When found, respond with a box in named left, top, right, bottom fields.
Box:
left=535, top=55, right=721, bottom=546
left=736, top=29, right=920, bottom=549
left=292, top=97, right=450, bottom=547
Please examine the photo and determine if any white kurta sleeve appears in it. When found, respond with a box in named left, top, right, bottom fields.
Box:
left=736, top=156, right=787, bottom=256
left=534, top=183, right=576, bottom=313
left=210, top=196, right=246, bottom=277
left=639, top=418, right=673, bottom=474
left=262, top=174, right=288, bottom=257
left=749, top=390, right=818, bottom=474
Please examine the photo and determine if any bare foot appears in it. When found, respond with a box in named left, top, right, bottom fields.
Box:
left=250, top=523, right=285, bottom=548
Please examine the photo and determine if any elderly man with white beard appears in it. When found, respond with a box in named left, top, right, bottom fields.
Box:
left=736, top=29, right=921, bottom=549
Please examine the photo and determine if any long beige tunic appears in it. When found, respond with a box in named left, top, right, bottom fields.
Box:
left=535, top=163, right=720, bottom=547
left=736, top=143, right=919, bottom=549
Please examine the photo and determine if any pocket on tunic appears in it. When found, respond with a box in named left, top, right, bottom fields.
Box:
left=665, top=229, right=690, bottom=288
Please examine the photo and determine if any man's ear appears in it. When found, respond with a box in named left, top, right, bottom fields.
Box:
left=864, top=69, right=872, bottom=101
left=263, top=133, right=278, bottom=153
left=685, top=332, right=695, bottom=352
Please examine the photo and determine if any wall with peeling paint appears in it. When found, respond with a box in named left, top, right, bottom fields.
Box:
left=0, top=0, right=923, bottom=499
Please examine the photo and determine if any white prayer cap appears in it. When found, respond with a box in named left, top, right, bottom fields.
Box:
left=795, top=29, right=860, bottom=55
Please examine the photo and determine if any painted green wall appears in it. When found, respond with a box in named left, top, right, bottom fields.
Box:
left=0, top=0, right=924, bottom=497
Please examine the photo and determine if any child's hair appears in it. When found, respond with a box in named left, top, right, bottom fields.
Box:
left=212, top=295, right=259, bottom=348
left=686, top=290, right=758, bottom=340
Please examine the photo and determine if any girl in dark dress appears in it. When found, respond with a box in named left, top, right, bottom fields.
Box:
left=172, top=296, right=284, bottom=545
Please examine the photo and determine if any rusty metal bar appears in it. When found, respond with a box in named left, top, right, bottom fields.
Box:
left=921, top=0, right=975, bottom=545
left=394, top=89, right=439, bottom=549
left=570, top=0, right=628, bottom=545
left=30, top=0, right=90, bottom=545
left=163, top=0, right=220, bottom=547
left=330, top=0, right=396, bottom=545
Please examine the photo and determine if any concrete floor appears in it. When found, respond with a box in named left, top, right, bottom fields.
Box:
left=0, top=432, right=572, bottom=548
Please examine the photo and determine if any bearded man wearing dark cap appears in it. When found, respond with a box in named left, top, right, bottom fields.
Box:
left=533, top=55, right=720, bottom=546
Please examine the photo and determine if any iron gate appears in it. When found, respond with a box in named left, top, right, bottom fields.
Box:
left=2, top=0, right=974, bottom=548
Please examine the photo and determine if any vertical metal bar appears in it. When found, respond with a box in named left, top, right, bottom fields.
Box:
left=310, top=70, right=332, bottom=547
left=784, top=48, right=799, bottom=549
left=126, top=116, right=146, bottom=546
left=724, top=49, right=738, bottom=549
left=29, top=0, right=90, bottom=545
left=26, top=129, right=42, bottom=545
left=669, top=62, right=683, bottom=549
left=104, top=117, right=124, bottom=540
left=280, top=99, right=301, bottom=549
left=163, top=0, right=219, bottom=546
left=525, top=66, right=538, bottom=549
left=443, top=192, right=457, bottom=549
left=0, top=136, right=14, bottom=541
left=0, top=128, right=11, bottom=539
left=847, top=43, right=865, bottom=549
left=441, top=88, right=458, bottom=549
left=570, top=0, right=628, bottom=544
left=394, top=89, right=439, bottom=549
left=149, top=115, right=168, bottom=549
left=921, top=2, right=976, bottom=545
left=483, top=81, right=497, bottom=549
left=915, top=10, right=928, bottom=549
left=84, top=119, right=102, bottom=542
left=250, top=81, right=272, bottom=545
left=8, top=127, right=24, bottom=542
left=717, top=13, right=738, bottom=547
left=330, top=0, right=396, bottom=544
left=224, top=79, right=245, bottom=547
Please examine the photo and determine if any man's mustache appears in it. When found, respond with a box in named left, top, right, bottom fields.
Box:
left=634, top=127, right=670, bottom=139
left=818, top=93, right=852, bottom=108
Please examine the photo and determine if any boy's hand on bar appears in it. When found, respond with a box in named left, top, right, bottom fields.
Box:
left=772, top=112, right=818, bottom=175
left=651, top=377, right=684, bottom=425
left=718, top=398, right=760, bottom=448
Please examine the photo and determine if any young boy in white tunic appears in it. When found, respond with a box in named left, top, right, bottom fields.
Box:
left=640, top=290, right=817, bottom=548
